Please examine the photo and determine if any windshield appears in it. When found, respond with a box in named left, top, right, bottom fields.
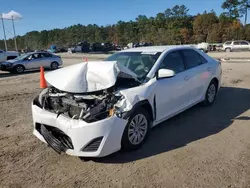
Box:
left=104, top=51, right=161, bottom=80
left=14, top=54, right=29, bottom=60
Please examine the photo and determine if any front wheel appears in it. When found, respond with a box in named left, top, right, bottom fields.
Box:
left=50, top=62, right=59, bottom=70
left=121, top=108, right=151, bottom=151
left=14, top=65, right=25, bottom=74
left=203, top=80, right=218, bottom=106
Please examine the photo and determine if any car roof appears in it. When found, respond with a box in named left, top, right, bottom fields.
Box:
left=122, top=45, right=197, bottom=53
left=25, top=51, right=50, bottom=55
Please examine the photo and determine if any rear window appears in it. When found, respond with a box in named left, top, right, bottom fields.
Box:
left=181, top=49, right=204, bottom=69
left=42, top=53, right=52, bottom=57
left=240, top=41, right=249, bottom=45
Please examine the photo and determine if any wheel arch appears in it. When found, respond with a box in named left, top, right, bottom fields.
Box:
left=13, top=64, right=25, bottom=70
left=51, top=61, right=59, bottom=66
left=123, top=99, right=154, bottom=122
left=211, top=77, right=219, bottom=90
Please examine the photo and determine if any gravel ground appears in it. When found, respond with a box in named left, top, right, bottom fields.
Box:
left=0, top=58, right=250, bottom=188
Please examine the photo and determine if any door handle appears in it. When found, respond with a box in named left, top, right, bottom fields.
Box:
left=207, top=67, right=211, bottom=71
left=184, top=76, right=190, bottom=81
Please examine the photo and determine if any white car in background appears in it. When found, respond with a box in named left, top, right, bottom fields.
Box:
left=31, top=46, right=222, bottom=158
left=223, top=40, right=250, bottom=52
left=0, top=50, right=20, bottom=63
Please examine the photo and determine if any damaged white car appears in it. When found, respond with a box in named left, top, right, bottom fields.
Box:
left=31, top=46, right=222, bottom=157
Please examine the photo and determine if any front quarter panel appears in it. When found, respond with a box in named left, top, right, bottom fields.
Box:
left=116, top=79, right=156, bottom=117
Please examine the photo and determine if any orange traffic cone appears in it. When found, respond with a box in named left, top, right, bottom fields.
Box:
left=85, top=57, right=88, bottom=62
left=40, top=66, right=47, bottom=89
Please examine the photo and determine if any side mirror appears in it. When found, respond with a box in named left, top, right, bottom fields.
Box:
left=156, top=68, right=175, bottom=80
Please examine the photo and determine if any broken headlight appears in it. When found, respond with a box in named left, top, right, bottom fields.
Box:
left=68, top=105, right=82, bottom=119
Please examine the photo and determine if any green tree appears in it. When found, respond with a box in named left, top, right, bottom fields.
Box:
left=193, top=11, right=219, bottom=42
left=221, top=0, right=241, bottom=19
left=239, top=0, right=250, bottom=25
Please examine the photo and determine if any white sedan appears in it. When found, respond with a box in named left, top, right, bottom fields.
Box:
left=31, top=46, right=222, bottom=158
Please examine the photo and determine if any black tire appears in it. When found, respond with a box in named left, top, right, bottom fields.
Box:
left=121, top=107, right=151, bottom=151
left=51, top=62, right=59, bottom=70
left=203, top=80, right=218, bottom=106
left=225, top=48, right=231, bottom=52
left=14, top=65, right=25, bottom=74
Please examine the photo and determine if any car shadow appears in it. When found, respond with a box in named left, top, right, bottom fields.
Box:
left=93, top=86, right=250, bottom=163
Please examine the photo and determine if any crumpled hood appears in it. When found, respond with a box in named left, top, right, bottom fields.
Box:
left=45, top=61, right=139, bottom=93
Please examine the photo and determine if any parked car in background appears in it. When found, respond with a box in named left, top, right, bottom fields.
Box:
left=0, top=51, right=63, bottom=73
left=133, top=42, right=153, bottom=48
left=90, top=42, right=113, bottom=52
left=57, top=47, right=67, bottom=53
left=197, top=42, right=210, bottom=53
left=31, top=46, right=221, bottom=158
left=0, top=50, right=20, bottom=63
left=223, top=40, right=250, bottom=52
left=75, top=41, right=91, bottom=53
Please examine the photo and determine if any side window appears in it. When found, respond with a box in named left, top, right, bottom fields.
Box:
left=160, top=51, right=185, bottom=74
left=181, top=49, right=203, bottom=69
left=36, top=53, right=43, bottom=59
left=240, top=41, right=249, bottom=45
left=200, top=54, right=208, bottom=64
left=42, top=53, right=52, bottom=58
left=233, top=41, right=240, bottom=45
left=27, top=55, right=33, bottom=60
left=225, top=41, right=232, bottom=45
left=28, top=54, right=40, bottom=60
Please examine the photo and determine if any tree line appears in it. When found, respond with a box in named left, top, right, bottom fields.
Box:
left=1, top=0, right=250, bottom=51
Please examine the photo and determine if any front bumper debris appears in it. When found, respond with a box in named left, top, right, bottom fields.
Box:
left=32, top=102, right=128, bottom=157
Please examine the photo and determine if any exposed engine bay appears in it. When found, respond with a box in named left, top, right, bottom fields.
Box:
left=35, top=60, right=143, bottom=123
left=38, top=86, right=125, bottom=123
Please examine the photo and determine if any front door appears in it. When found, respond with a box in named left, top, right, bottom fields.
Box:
left=24, top=53, right=44, bottom=69
left=154, top=50, right=192, bottom=122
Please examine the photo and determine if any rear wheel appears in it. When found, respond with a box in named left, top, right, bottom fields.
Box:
left=121, top=108, right=151, bottom=151
left=51, top=62, right=59, bottom=70
left=14, top=65, right=25, bottom=74
left=203, top=80, right=218, bottom=106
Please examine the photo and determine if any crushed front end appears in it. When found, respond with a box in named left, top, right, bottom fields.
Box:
left=31, top=86, right=128, bottom=157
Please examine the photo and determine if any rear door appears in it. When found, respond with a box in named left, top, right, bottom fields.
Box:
left=232, top=41, right=241, bottom=51
left=40, top=53, right=53, bottom=68
left=180, top=49, right=211, bottom=104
